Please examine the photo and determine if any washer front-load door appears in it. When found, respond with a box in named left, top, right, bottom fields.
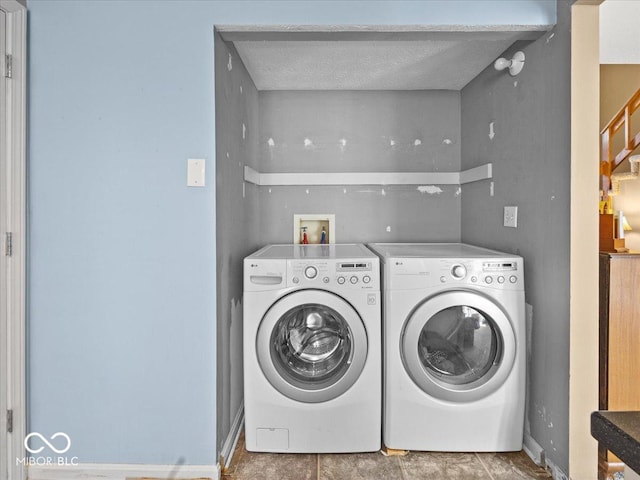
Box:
left=402, top=290, right=516, bottom=403
left=257, top=290, right=368, bottom=403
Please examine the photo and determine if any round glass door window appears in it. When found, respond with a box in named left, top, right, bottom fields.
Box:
left=401, top=291, right=516, bottom=402
left=417, top=306, right=501, bottom=385
left=271, top=303, right=353, bottom=389
left=257, top=290, right=368, bottom=403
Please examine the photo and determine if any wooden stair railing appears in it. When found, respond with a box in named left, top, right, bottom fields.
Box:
left=601, top=87, right=640, bottom=197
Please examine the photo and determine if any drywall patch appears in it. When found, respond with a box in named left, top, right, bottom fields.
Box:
left=455, top=187, right=462, bottom=196
left=386, top=226, right=392, bottom=233
left=390, top=139, right=396, bottom=147
left=339, top=138, right=347, bottom=151
left=381, top=188, right=386, bottom=196
left=489, top=122, right=496, bottom=140
left=442, top=138, right=453, bottom=145
left=242, top=123, right=246, bottom=140
left=303, top=138, right=314, bottom=149
left=417, top=185, right=443, bottom=195
left=546, top=32, right=555, bottom=44
left=267, top=138, right=275, bottom=147
left=414, top=139, right=422, bottom=146
left=514, top=80, right=518, bottom=87
left=240, top=85, right=243, bottom=94
left=227, top=53, right=233, bottom=71
left=490, top=181, right=495, bottom=197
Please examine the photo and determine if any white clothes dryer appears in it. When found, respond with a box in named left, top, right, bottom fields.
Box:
left=367, top=243, right=525, bottom=452
left=243, top=244, right=381, bottom=453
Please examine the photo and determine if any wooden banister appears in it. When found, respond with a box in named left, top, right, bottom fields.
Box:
left=601, top=87, right=640, bottom=196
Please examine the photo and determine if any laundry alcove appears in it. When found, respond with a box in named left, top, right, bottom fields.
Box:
left=213, top=22, right=559, bottom=470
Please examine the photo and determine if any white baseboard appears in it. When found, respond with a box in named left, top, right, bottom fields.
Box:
left=25, top=406, right=246, bottom=480
left=220, top=402, right=244, bottom=469
left=523, top=432, right=568, bottom=480
left=27, top=463, right=220, bottom=480
left=545, top=458, right=569, bottom=480
left=523, top=430, right=545, bottom=466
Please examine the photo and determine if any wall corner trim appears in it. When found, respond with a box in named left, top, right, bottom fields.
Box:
left=243, top=163, right=492, bottom=187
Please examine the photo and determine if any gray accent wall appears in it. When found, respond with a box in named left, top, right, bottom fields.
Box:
left=258, top=91, right=462, bottom=244
left=460, top=1, right=571, bottom=473
left=214, top=34, right=260, bottom=457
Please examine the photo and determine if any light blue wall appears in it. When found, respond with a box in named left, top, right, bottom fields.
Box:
left=27, top=0, right=556, bottom=465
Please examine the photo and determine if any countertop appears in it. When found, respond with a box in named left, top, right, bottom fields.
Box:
left=591, top=411, right=640, bottom=474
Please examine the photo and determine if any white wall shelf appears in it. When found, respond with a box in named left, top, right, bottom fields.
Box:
left=244, top=163, right=492, bottom=186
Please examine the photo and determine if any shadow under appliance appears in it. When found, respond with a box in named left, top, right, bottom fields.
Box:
left=367, top=243, right=525, bottom=452
left=243, top=244, right=381, bottom=453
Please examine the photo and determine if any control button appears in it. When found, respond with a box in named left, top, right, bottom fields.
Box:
left=471, top=276, right=478, bottom=283
left=304, top=266, right=318, bottom=279
left=440, top=276, right=447, bottom=283
left=292, top=277, right=300, bottom=284
left=323, top=277, right=330, bottom=284
left=451, top=264, right=467, bottom=279
left=484, top=276, right=493, bottom=284
left=350, top=276, right=358, bottom=284
left=337, top=276, right=346, bottom=285
left=509, top=275, right=518, bottom=284
left=497, top=276, right=505, bottom=284
left=363, top=275, right=371, bottom=284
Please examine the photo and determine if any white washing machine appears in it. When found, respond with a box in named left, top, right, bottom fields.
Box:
left=367, top=243, right=525, bottom=452
left=243, top=244, right=381, bottom=453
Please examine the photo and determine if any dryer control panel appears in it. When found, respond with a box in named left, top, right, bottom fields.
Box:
left=386, top=257, right=523, bottom=291
left=287, top=259, right=379, bottom=290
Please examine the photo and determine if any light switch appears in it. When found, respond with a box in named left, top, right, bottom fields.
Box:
left=187, top=158, right=205, bottom=187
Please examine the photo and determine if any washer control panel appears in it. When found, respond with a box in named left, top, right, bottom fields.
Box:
left=288, top=259, right=378, bottom=289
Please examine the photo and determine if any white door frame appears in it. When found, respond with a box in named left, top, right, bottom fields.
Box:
left=0, top=1, right=26, bottom=479
left=569, top=1, right=601, bottom=478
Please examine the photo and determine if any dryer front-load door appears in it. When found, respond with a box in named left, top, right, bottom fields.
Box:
left=257, top=290, right=368, bottom=403
left=401, top=290, right=516, bottom=402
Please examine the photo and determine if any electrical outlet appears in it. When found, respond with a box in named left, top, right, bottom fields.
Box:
left=504, top=206, right=518, bottom=228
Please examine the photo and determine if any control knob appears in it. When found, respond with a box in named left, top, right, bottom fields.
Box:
left=304, top=266, right=318, bottom=279
left=451, top=264, right=467, bottom=279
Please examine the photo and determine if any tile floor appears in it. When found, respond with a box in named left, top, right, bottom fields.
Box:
left=222, top=432, right=552, bottom=480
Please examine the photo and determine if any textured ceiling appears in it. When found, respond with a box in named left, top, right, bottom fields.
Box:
left=228, top=29, right=547, bottom=91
